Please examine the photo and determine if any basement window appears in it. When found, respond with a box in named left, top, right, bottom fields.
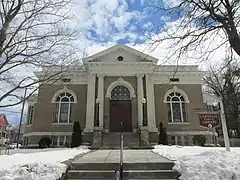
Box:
left=61, top=78, right=71, bottom=83
left=170, top=78, right=179, bottom=82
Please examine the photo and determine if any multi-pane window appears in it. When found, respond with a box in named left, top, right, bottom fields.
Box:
left=66, top=136, right=71, bottom=146
left=171, top=136, right=176, bottom=145
left=111, top=86, right=130, bottom=100
left=52, top=136, right=58, bottom=146
left=51, top=136, right=71, bottom=147
left=23, top=137, right=30, bottom=146
left=170, top=136, right=189, bottom=145
left=183, top=136, right=189, bottom=145
left=59, top=136, right=65, bottom=146
left=54, top=92, right=74, bottom=123
left=167, top=92, right=187, bottom=123
left=27, top=106, right=34, bottom=125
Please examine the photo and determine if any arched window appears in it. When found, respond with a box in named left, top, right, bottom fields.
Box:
left=166, top=92, right=187, bottom=123
left=111, top=85, right=131, bottom=100
left=54, top=92, right=75, bottom=123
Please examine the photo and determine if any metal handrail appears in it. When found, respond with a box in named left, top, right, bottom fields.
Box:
left=120, top=121, right=123, bottom=180
left=115, top=121, right=124, bottom=180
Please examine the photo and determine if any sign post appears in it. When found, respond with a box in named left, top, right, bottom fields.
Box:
left=219, top=98, right=230, bottom=151
left=198, top=101, right=230, bottom=151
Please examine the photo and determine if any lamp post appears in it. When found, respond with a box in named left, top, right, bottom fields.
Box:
left=95, top=98, right=100, bottom=127
left=6, top=125, right=12, bottom=155
left=142, top=98, right=147, bottom=126
left=16, top=88, right=27, bottom=148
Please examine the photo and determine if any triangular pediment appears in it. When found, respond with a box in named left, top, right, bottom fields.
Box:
left=83, top=44, right=158, bottom=64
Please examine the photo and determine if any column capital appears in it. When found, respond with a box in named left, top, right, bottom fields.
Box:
left=87, top=73, right=96, bottom=80
left=97, top=73, right=105, bottom=78
left=145, top=73, right=153, bottom=79
left=88, top=73, right=96, bottom=76
left=136, top=74, right=144, bottom=78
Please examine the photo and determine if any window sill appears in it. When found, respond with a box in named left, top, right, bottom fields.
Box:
left=52, top=123, right=73, bottom=125
left=26, top=124, right=32, bottom=127
left=168, top=122, right=190, bottom=124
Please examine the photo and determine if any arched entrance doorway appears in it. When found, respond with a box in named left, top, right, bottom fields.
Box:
left=110, top=85, right=132, bottom=132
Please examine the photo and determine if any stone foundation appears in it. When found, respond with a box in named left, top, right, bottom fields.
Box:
left=140, top=126, right=150, bottom=147
left=92, top=127, right=103, bottom=148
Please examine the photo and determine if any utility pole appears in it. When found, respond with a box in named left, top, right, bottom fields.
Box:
left=219, top=97, right=230, bottom=151
left=16, top=88, right=27, bottom=148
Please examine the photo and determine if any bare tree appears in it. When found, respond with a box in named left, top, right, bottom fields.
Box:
left=0, top=0, right=83, bottom=108
left=204, top=61, right=240, bottom=134
left=151, top=0, right=240, bottom=62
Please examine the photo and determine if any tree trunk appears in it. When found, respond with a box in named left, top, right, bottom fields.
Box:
left=228, top=33, right=240, bottom=56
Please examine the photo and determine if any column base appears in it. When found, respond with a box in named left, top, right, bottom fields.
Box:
left=140, top=126, right=150, bottom=148
left=92, top=127, right=103, bottom=148
left=84, top=127, right=93, bottom=132
left=148, top=126, right=158, bottom=132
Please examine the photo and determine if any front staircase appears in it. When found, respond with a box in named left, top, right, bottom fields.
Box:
left=66, top=150, right=179, bottom=180
left=102, top=132, right=139, bottom=149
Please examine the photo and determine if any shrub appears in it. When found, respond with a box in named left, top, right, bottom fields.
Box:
left=158, top=122, right=168, bottom=145
left=192, top=135, right=207, bottom=146
left=39, top=136, right=51, bottom=148
left=71, top=121, right=82, bottom=148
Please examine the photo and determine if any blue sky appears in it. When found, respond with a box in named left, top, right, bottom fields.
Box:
left=83, top=0, right=167, bottom=44
left=71, top=0, right=175, bottom=52
left=1, top=0, right=173, bottom=126
left=0, top=0, right=228, bottom=125
left=0, top=105, right=27, bottom=126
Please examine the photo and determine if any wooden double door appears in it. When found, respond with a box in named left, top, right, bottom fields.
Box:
left=110, top=100, right=132, bottom=132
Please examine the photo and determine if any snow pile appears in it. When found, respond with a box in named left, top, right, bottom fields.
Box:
left=0, top=147, right=90, bottom=180
left=153, top=145, right=240, bottom=180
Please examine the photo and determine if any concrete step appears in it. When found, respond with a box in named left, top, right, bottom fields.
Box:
left=102, top=143, right=139, bottom=147
left=67, top=169, right=178, bottom=179
left=68, top=178, right=176, bottom=180
left=103, top=133, right=140, bottom=148
left=68, top=179, right=177, bottom=180
left=71, top=162, right=174, bottom=170
left=103, top=133, right=139, bottom=139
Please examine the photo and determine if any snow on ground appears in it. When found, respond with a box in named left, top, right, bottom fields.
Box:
left=153, top=145, right=240, bottom=180
left=0, top=146, right=90, bottom=180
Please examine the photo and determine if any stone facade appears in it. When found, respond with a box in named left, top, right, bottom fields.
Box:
left=23, top=44, right=211, bottom=147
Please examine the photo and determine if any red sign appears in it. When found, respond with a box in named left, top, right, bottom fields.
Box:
left=199, top=113, right=220, bottom=129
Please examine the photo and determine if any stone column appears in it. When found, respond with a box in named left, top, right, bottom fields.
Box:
left=84, top=74, right=96, bottom=132
left=97, top=74, right=104, bottom=128
left=92, top=126, right=103, bottom=148
left=137, top=74, right=144, bottom=127
left=146, top=74, right=157, bottom=132
left=140, top=126, right=150, bottom=147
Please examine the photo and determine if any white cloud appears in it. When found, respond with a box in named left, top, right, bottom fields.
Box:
left=163, top=0, right=182, bottom=7
left=1, top=0, right=235, bottom=117
left=143, top=22, right=153, bottom=29
left=111, top=11, right=141, bottom=32
left=160, top=16, right=171, bottom=22
left=83, top=19, right=232, bottom=69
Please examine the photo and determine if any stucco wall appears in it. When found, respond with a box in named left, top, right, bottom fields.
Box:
left=25, top=84, right=87, bottom=134
left=154, top=84, right=206, bottom=132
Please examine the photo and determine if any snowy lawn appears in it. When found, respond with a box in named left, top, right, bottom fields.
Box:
left=0, top=146, right=90, bottom=180
left=153, top=145, right=240, bottom=180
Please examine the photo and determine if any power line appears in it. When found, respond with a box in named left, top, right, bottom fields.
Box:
left=0, top=110, right=27, bottom=115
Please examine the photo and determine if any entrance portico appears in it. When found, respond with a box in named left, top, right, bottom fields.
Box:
left=84, top=45, right=159, bottom=134
left=84, top=74, right=158, bottom=133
